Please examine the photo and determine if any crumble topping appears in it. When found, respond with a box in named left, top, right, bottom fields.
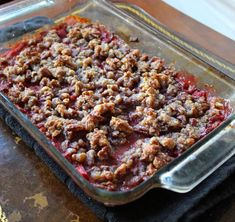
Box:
left=0, top=16, right=231, bottom=191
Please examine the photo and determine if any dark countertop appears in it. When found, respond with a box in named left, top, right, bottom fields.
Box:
left=0, top=0, right=235, bottom=222
left=0, top=120, right=101, bottom=222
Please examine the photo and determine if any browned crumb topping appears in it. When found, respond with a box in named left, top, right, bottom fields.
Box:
left=0, top=17, right=230, bottom=191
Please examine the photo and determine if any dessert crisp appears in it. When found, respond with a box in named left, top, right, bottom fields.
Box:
left=0, top=16, right=231, bottom=191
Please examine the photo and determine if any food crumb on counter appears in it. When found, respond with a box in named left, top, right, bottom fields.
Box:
left=129, top=36, right=139, bottom=42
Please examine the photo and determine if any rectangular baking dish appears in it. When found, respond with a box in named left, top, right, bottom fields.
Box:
left=0, top=0, right=235, bottom=206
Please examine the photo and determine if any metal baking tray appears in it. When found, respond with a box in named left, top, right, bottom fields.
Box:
left=0, top=0, right=235, bottom=206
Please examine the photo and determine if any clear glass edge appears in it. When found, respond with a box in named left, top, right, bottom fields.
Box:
left=157, top=117, right=235, bottom=192
left=0, top=0, right=234, bottom=205
left=114, top=2, right=235, bottom=78
left=0, top=0, right=56, bottom=24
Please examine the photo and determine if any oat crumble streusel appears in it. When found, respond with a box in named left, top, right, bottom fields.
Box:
left=0, top=16, right=231, bottom=191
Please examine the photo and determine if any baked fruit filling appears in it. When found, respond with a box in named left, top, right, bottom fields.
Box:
left=0, top=16, right=231, bottom=191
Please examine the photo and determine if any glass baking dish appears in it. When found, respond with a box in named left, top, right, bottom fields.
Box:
left=0, top=0, right=235, bottom=206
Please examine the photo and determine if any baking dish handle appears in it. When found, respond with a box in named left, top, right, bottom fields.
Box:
left=157, top=118, right=235, bottom=193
